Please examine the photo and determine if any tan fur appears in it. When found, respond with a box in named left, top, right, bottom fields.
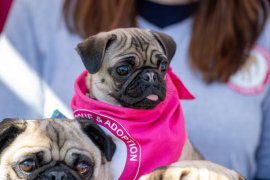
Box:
left=140, top=161, right=244, bottom=180
left=140, top=140, right=244, bottom=179
left=86, top=28, right=165, bottom=105
left=81, top=28, right=244, bottom=179
left=0, top=119, right=113, bottom=180
left=179, top=140, right=204, bottom=161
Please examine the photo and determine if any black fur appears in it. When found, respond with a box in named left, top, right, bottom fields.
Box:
left=76, top=33, right=116, bottom=74
left=0, top=118, right=26, bottom=156
left=27, top=161, right=81, bottom=180
left=151, top=30, right=176, bottom=61
left=114, top=68, right=166, bottom=109
left=77, top=118, right=116, bottom=161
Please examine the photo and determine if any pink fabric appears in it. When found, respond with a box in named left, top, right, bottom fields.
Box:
left=71, top=68, right=194, bottom=179
left=0, top=0, right=13, bottom=33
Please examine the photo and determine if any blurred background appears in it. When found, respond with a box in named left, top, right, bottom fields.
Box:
left=0, top=0, right=12, bottom=33
left=0, top=1, right=269, bottom=180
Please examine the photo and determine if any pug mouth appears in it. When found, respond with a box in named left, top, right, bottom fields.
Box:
left=146, top=94, right=159, bottom=101
left=111, top=68, right=166, bottom=109
left=133, top=96, right=162, bottom=109
left=117, top=95, right=162, bottom=109
left=114, top=86, right=166, bottom=109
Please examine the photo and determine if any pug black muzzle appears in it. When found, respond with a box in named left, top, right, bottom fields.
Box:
left=29, top=163, right=79, bottom=180
left=115, top=68, right=166, bottom=109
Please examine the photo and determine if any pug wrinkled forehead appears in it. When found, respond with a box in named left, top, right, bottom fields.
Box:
left=76, top=28, right=176, bottom=109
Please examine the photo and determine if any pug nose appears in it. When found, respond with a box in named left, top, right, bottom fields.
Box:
left=143, top=72, right=157, bottom=83
left=48, top=171, right=67, bottom=180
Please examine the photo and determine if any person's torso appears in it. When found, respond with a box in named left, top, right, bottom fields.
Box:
left=138, top=16, right=270, bottom=179
left=5, top=0, right=270, bottom=178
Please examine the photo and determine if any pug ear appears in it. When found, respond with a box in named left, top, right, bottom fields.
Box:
left=0, top=118, right=26, bottom=154
left=151, top=31, right=176, bottom=61
left=76, top=33, right=116, bottom=74
left=77, top=118, right=116, bottom=161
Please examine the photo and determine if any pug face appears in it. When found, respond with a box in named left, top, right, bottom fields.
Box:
left=76, top=28, right=176, bottom=109
left=0, top=118, right=115, bottom=180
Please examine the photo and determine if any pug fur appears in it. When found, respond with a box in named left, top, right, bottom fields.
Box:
left=76, top=28, right=175, bottom=109
left=76, top=28, right=206, bottom=162
left=0, top=118, right=115, bottom=180
left=75, top=28, right=244, bottom=179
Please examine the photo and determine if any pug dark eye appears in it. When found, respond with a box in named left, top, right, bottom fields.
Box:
left=19, top=159, right=36, bottom=173
left=116, top=65, right=130, bottom=76
left=76, top=161, right=92, bottom=176
left=159, top=61, right=167, bottom=72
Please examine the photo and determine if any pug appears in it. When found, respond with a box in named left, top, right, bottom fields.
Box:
left=0, top=118, right=116, bottom=180
left=75, top=28, right=176, bottom=109
left=73, top=28, right=244, bottom=179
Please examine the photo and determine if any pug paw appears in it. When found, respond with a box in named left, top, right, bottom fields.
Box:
left=139, top=161, right=245, bottom=180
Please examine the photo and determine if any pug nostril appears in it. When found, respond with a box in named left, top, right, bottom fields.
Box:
left=48, top=171, right=67, bottom=180
left=153, top=74, right=157, bottom=82
left=143, top=72, right=157, bottom=83
left=142, top=73, right=149, bottom=81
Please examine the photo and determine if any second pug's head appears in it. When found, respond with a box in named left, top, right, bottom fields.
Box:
left=76, top=28, right=176, bottom=109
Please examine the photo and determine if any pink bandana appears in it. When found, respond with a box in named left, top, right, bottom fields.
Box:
left=71, top=68, right=194, bottom=179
